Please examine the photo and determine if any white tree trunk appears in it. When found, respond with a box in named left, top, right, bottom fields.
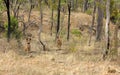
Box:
left=103, top=0, right=110, bottom=60
left=105, top=0, right=110, bottom=49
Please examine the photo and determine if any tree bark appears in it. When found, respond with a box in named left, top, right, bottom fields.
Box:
left=56, top=0, right=61, bottom=38
left=50, top=8, right=54, bottom=36
left=83, top=0, right=88, bottom=12
left=38, top=0, right=46, bottom=51
left=67, top=1, right=71, bottom=41
left=75, top=0, right=78, bottom=9
left=12, top=0, right=22, bottom=19
left=71, top=0, right=74, bottom=10
left=103, top=0, right=110, bottom=60
left=113, top=25, right=118, bottom=57
left=4, top=0, right=11, bottom=42
left=28, top=0, right=33, bottom=23
left=88, top=0, right=96, bottom=46
left=96, top=0, right=103, bottom=41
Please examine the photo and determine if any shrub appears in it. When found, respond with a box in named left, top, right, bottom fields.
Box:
left=71, top=29, right=82, bottom=38
left=86, top=9, right=92, bottom=15
left=4, top=16, right=22, bottom=39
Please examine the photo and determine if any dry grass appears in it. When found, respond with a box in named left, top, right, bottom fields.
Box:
left=0, top=10, right=120, bottom=75
left=0, top=31, right=119, bottom=75
left=0, top=49, right=120, bottom=75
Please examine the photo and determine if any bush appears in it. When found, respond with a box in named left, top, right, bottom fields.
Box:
left=86, top=9, right=92, bottom=15
left=71, top=29, right=82, bottom=38
left=4, top=16, right=22, bottom=39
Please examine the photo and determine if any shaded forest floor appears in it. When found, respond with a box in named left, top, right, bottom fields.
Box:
left=0, top=9, right=120, bottom=75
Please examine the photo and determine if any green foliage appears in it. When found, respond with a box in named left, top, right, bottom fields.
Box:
left=96, top=1, right=105, bottom=10
left=48, top=0, right=57, bottom=10
left=71, top=29, right=82, bottom=38
left=0, top=0, right=4, bottom=11
left=86, top=9, right=92, bottom=15
left=4, top=16, right=22, bottom=39
left=110, top=0, right=120, bottom=24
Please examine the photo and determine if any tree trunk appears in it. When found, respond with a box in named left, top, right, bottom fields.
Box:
left=56, top=0, right=61, bottom=38
left=71, top=0, right=74, bottom=10
left=4, top=0, right=11, bottom=42
left=76, top=0, right=78, bottom=8
left=12, top=0, right=21, bottom=18
left=50, top=7, right=54, bottom=36
left=103, top=0, right=110, bottom=60
left=75, top=0, right=78, bottom=9
left=83, top=0, right=88, bottom=12
left=112, top=25, right=118, bottom=57
left=88, top=0, right=96, bottom=46
left=96, top=0, right=103, bottom=41
left=38, top=0, right=46, bottom=51
left=28, top=0, right=33, bottom=23
left=67, top=1, right=71, bottom=41
left=15, top=2, right=21, bottom=18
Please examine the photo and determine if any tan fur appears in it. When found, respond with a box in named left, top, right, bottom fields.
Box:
left=108, top=67, right=116, bottom=73
left=25, top=37, right=31, bottom=53
left=25, top=43, right=31, bottom=53
left=56, top=36, right=62, bottom=49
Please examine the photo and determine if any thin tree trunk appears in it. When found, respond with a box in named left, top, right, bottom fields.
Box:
left=50, top=8, right=54, bottom=36
left=4, top=0, right=11, bottom=42
left=38, top=0, right=46, bottom=51
left=67, top=2, right=71, bottom=41
left=56, top=0, right=61, bottom=38
left=15, top=2, right=21, bottom=18
left=88, top=0, right=96, bottom=46
left=113, top=25, right=118, bottom=56
left=28, top=0, right=33, bottom=23
left=75, top=0, right=78, bottom=9
left=83, top=0, right=88, bottom=12
left=23, top=22, right=26, bottom=36
left=13, top=0, right=18, bottom=17
left=71, top=0, right=74, bottom=10
left=103, top=0, right=110, bottom=60
left=96, top=0, right=103, bottom=41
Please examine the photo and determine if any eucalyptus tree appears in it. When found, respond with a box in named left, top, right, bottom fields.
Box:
left=56, top=0, right=61, bottom=38
left=88, top=0, right=96, bottom=46
left=3, top=0, right=11, bottom=42
left=38, top=0, right=46, bottom=51
left=103, top=0, right=110, bottom=60
left=110, top=0, right=120, bottom=59
left=50, top=0, right=55, bottom=36
left=67, top=0, right=71, bottom=41
left=10, top=0, right=24, bottom=18
left=75, top=0, right=78, bottom=10
left=96, top=0, right=104, bottom=41
left=48, top=0, right=57, bottom=36
left=83, top=0, right=88, bottom=12
left=103, top=0, right=120, bottom=60
left=28, top=0, right=34, bottom=23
